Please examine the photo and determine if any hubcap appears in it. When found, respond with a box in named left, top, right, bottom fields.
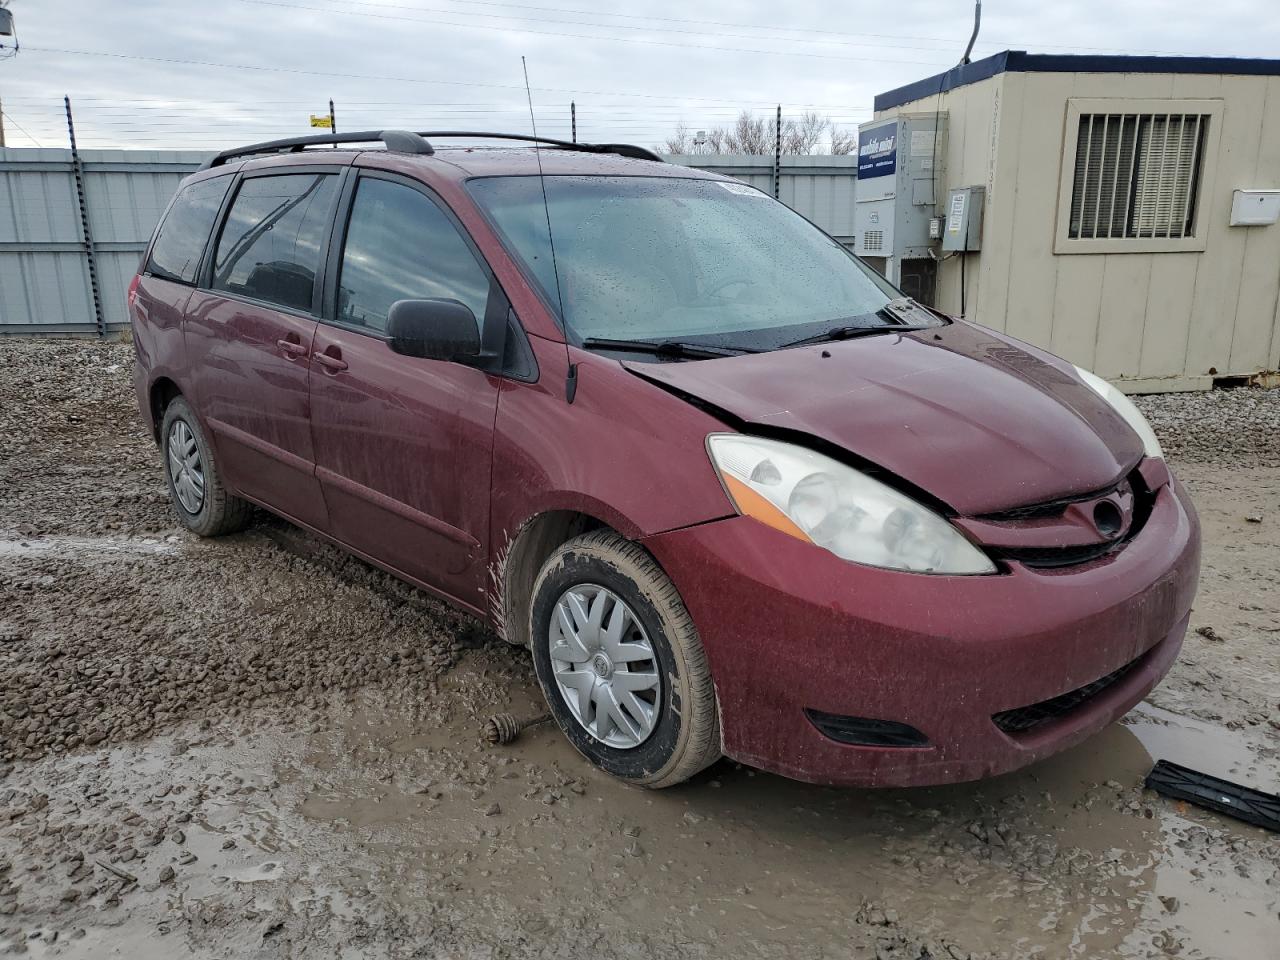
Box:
left=166, top=420, right=206, bottom=515
left=548, top=584, right=661, bottom=750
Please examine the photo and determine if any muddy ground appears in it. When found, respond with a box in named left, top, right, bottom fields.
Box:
left=0, top=338, right=1277, bottom=960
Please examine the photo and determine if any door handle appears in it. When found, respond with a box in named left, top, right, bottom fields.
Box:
left=276, top=338, right=308, bottom=359
left=313, top=351, right=348, bottom=373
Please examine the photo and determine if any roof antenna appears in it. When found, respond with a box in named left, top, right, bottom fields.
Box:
left=522, top=56, right=576, bottom=404
left=960, top=0, right=982, bottom=65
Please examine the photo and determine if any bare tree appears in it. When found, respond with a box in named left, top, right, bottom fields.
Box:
left=726, top=112, right=771, bottom=154
left=658, top=111, right=848, bottom=156
left=663, top=122, right=692, bottom=155
left=830, top=126, right=857, bottom=155
left=784, top=111, right=828, bottom=155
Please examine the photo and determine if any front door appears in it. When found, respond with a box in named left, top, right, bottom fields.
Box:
left=184, top=170, right=341, bottom=530
left=308, top=173, right=501, bottom=607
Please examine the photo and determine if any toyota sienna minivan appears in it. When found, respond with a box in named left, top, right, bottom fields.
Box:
left=129, top=130, right=1200, bottom=789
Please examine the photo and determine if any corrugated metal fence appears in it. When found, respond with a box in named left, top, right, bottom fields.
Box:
left=0, top=149, right=212, bottom=334
left=0, top=148, right=858, bottom=335
left=665, top=154, right=859, bottom=242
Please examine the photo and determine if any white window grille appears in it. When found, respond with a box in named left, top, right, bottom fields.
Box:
left=1068, top=113, right=1208, bottom=241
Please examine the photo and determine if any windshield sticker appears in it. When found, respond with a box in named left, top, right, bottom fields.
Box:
left=718, top=181, right=769, bottom=198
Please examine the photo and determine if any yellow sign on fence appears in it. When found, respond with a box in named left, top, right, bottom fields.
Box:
left=309, top=114, right=332, bottom=129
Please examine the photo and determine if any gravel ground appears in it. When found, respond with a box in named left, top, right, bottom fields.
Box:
left=1, top=337, right=1277, bottom=959
left=1135, top=388, right=1280, bottom=466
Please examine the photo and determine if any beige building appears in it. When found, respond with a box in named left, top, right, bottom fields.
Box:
left=871, top=52, right=1280, bottom=392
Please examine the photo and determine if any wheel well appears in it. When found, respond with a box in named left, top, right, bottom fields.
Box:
left=148, top=378, right=181, bottom=442
left=495, top=510, right=608, bottom=647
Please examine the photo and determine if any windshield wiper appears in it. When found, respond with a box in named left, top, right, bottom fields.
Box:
left=778, top=323, right=929, bottom=350
left=580, top=337, right=757, bottom=360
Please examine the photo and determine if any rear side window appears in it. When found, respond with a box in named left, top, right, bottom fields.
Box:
left=146, top=176, right=232, bottom=285
left=336, top=178, right=490, bottom=333
left=211, top=173, right=339, bottom=313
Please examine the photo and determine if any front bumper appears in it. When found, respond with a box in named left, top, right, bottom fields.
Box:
left=643, top=478, right=1200, bottom=787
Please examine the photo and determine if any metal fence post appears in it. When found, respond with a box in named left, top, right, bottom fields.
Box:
left=773, top=104, right=782, bottom=199
left=64, top=95, right=106, bottom=337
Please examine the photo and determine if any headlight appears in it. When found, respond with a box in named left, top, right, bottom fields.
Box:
left=1073, top=366, right=1164, bottom=460
left=706, top=434, right=995, bottom=575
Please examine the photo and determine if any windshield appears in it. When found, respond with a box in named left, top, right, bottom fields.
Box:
left=467, top=175, right=911, bottom=351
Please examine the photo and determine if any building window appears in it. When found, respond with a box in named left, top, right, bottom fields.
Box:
left=1069, top=113, right=1208, bottom=240
left=1055, top=99, right=1221, bottom=255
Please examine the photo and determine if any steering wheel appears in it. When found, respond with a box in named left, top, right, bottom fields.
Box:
left=707, top=277, right=755, bottom=299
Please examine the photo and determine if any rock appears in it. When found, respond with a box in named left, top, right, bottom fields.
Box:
left=158, top=866, right=175, bottom=884
left=1195, top=626, right=1226, bottom=642
left=483, top=803, right=501, bottom=817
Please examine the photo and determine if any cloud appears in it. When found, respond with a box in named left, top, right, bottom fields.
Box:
left=1, top=0, right=1276, bottom=150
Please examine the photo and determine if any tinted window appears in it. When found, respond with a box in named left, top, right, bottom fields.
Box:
left=146, top=176, right=232, bottom=285
left=336, top=178, right=489, bottom=333
left=212, top=174, right=339, bottom=313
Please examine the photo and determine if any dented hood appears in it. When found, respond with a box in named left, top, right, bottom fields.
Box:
left=624, top=321, right=1144, bottom=516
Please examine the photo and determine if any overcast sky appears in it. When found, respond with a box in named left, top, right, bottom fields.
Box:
left=1, top=0, right=1278, bottom=152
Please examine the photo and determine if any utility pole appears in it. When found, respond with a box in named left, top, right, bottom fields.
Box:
left=570, top=101, right=576, bottom=143
left=329, top=98, right=336, bottom=147
left=0, top=2, right=17, bottom=148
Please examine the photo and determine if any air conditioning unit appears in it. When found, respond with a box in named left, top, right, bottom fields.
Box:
left=854, top=113, right=947, bottom=271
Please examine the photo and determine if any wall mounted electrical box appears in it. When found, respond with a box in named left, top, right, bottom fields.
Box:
left=942, top=185, right=984, bottom=252
left=1229, top=189, right=1280, bottom=226
left=853, top=113, right=947, bottom=267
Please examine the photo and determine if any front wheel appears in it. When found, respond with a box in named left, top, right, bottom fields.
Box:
left=529, top=530, right=721, bottom=788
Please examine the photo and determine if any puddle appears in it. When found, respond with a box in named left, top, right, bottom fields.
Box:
left=4, top=658, right=1277, bottom=960
left=1124, top=702, right=1280, bottom=792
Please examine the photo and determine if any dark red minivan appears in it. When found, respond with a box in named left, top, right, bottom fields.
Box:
left=130, top=130, right=1200, bottom=788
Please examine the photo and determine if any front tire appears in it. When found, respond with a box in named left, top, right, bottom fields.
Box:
left=160, top=397, right=251, bottom=537
left=530, top=530, right=721, bottom=788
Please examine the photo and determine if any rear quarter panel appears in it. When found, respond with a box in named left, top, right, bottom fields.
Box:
left=131, top=274, right=196, bottom=436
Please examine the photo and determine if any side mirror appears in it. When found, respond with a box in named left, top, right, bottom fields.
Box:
left=386, top=298, right=481, bottom=362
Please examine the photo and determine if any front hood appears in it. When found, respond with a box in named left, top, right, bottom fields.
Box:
left=623, top=321, right=1144, bottom=516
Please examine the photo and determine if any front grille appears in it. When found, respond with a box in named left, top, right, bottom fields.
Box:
left=982, top=471, right=1155, bottom=569
left=992, top=654, right=1143, bottom=734
left=979, top=477, right=1133, bottom=522
left=995, top=541, right=1119, bottom=569
left=805, top=709, right=929, bottom=747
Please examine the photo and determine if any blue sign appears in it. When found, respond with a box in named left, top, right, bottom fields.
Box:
left=857, top=127, right=897, bottom=180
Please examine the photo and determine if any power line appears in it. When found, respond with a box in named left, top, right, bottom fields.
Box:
left=17, top=45, right=883, bottom=106
left=312, top=0, right=1220, bottom=57
left=0, top=110, right=41, bottom=146
left=256, top=0, right=967, bottom=53
left=236, top=0, right=957, bottom=66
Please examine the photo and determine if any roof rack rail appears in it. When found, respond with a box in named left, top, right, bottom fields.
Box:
left=199, top=130, right=663, bottom=169
left=410, top=132, right=664, bottom=163
left=200, top=129, right=431, bottom=169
